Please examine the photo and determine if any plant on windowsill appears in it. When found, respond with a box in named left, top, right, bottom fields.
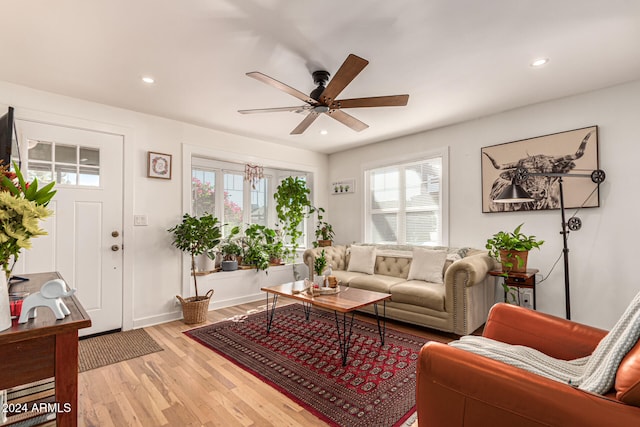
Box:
left=313, top=207, right=335, bottom=248
left=485, top=223, right=544, bottom=303
left=219, top=226, right=241, bottom=271
left=242, top=224, right=271, bottom=272
left=168, top=213, right=221, bottom=324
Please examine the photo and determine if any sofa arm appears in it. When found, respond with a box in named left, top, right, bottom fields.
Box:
left=444, top=251, right=493, bottom=288
left=302, top=245, right=348, bottom=279
left=416, top=341, right=639, bottom=427
left=483, top=303, right=608, bottom=360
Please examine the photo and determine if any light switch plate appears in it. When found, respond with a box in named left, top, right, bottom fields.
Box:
left=134, top=215, right=148, bottom=226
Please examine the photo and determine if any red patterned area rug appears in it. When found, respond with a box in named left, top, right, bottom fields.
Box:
left=185, top=303, right=427, bottom=427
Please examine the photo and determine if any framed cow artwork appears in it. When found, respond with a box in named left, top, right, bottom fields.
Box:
left=481, top=126, right=600, bottom=213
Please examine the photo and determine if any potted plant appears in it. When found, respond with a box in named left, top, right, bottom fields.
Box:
left=274, top=177, right=315, bottom=262
left=314, top=207, right=334, bottom=247
left=242, top=224, right=271, bottom=272
left=263, top=227, right=285, bottom=265
left=486, top=223, right=544, bottom=274
left=313, top=249, right=327, bottom=284
left=168, top=213, right=221, bottom=324
left=219, top=226, right=241, bottom=271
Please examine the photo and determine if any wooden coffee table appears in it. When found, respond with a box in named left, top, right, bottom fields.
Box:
left=261, top=281, right=391, bottom=366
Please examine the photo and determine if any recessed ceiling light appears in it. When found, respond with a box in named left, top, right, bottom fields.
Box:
left=141, top=76, right=155, bottom=84
left=530, top=58, right=549, bottom=67
left=320, top=130, right=328, bottom=135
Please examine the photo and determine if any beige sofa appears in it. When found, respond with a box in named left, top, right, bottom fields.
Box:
left=303, top=244, right=495, bottom=335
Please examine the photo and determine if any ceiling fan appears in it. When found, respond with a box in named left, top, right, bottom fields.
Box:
left=238, top=54, right=409, bottom=135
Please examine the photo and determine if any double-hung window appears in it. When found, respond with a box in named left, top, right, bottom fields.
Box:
left=365, top=150, right=447, bottom=245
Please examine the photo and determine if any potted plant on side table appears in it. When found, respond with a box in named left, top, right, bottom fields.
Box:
left=486, top=223, right=543, bottom=303
left=168, top=213, right=222, bottom=324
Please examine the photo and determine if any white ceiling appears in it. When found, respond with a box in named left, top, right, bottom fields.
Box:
left=1, top=1, right=639, bottom=154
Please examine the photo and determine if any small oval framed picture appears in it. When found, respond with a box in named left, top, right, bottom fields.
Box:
left=147, top=151, right=172, bottom=179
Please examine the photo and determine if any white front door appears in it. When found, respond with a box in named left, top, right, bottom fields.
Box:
left=12, top=120, right=124, bottom=336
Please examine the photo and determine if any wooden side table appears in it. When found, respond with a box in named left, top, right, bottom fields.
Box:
left=0, top=272, right=91, bottom=427
left=489, top=269, right=539, bottom=309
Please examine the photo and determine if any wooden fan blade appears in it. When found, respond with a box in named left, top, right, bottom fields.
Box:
left=326, top=109, right=369, bottom=132
left=238, top=106, right=311, bottom=114
left=320, top=54, right=369, bottom=104
left=290, top=112, right=320, bottom=135
left=246, top=72, right=317, bottom=105
left=331, top=94, right=409, bottom=109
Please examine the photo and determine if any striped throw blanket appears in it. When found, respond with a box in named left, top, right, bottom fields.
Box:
left=449, top=292, right=640, bottom=394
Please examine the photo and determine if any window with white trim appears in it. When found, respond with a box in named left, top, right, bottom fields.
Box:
left=191, top=157, right=312, bottom=242
left=365, top=153, right=446, bottom=245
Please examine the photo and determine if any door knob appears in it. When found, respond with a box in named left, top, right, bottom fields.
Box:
left=112, top=231, right=120, bottom=237
left=111, top=245, right=120, bottom=252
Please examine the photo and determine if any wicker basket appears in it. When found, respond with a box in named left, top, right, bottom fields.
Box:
left=176, top=289, right=213, bottom=324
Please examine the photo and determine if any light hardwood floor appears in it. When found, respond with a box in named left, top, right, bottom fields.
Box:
left=78, top=300, right=460, bottom=427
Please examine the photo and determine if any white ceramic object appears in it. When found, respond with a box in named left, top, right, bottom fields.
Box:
left=0, top=274, right=11, bottom=331
left=18, top=279, right=76, bottom=323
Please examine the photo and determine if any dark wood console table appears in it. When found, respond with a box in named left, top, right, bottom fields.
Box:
left=0, top=272, right=91, bottom=426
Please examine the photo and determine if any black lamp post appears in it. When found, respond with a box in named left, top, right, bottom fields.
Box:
left=493, top=168, right=606, bottom=320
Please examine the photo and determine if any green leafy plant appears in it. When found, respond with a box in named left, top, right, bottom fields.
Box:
left=485, top=223, right=544, bottom=269
left=168, top=213, right=222, bottom=297
left=313, top=249, right=327, bottom=277
left=219, top=225, right=242, bottom=261
left=486, top=223, right=543, bottom=303
left=273, top=177, right=315, bottom=261
left=313, top=207, right=335, bottom=247
left=0, top=162, right=56, bottom=277
left=242, top=224, right=271, bottom=271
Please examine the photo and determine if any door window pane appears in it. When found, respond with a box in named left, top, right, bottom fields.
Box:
left=28, top=140, right=52, bottom=161
left=55, top=144, right=76, bottom=164
left=80, top=147, right=100, bottom=166
left=28, top=142, right=100, bottom=187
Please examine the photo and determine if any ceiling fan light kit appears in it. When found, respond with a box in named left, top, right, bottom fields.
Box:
left=238, top=54, right=409, bottom=135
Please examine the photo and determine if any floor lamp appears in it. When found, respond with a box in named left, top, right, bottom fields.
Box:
left=493, top=168, right=606, bottom=320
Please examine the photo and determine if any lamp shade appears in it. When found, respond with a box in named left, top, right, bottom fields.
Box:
left=493, top=183, right=535, bottom=203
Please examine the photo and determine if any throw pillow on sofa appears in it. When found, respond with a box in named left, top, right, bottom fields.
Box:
left=347, top=245, right=377, bottom=275
left=407, top=248, right=447, bottom=284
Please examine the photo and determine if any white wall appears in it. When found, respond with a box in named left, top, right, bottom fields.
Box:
left=328, top=79, right=640, bottom=330
left=0, top=81, right=328, bottom=329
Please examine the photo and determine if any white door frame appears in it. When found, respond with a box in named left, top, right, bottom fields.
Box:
left=14, top=107, right=135, bottom=331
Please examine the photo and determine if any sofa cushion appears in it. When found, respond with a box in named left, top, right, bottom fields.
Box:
left=390, top=280, right=445, bottom=312
left=349, top=274, right=406, bottom=294
left=347, top=245, right=376, bottom=274
left=615, top=341, right=640, bottom=405
left=332, top=270, right=368, bottom=286
left=408, top=248, right=447, bottom=284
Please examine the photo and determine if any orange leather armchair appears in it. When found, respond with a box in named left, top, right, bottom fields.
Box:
left=416, top=303, right=640, bottom=426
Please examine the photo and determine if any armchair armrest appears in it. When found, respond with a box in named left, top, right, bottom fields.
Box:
left=483, top=303, right=608, bottom=360
left=417, top=341, right=638, bottom=427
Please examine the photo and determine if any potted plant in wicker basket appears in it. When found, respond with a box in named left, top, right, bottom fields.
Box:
left=168, top=213, right=222, bottom=324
